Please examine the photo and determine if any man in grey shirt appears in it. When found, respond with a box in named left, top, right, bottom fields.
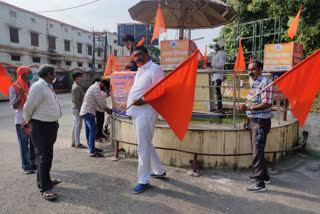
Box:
left=23, top=64, right=62, bottom=201
left=71, top=71, right=86, bottom=148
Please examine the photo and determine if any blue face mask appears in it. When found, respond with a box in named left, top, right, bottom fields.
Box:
left=27, top=74, right=34, bottom=81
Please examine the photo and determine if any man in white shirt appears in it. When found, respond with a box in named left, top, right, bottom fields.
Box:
left=23, top=64, right=62, bottom=201
left=210, top=41, right=226, bottom=113
left=126, top=46, right=166, bottom=194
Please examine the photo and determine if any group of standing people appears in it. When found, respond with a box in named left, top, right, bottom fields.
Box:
left=8, top=38, right=273, bottom=202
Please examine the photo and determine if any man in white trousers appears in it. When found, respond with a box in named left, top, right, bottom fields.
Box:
left=126, top=46, right=166, bottom=194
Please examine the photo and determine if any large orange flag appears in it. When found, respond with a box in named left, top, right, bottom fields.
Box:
left=111, top=52, right=118, bottom=71
left=143, top=50, right=199, bottom=140
left=151, top=5, right=167, bottom=44
left=274, top=48, right=320, bottom=127
left=103, top=54, right=112, bottom=78
left=233, top=38, right=246, bottom=71
left=287, top=5, right=302, bottom=40
left=0, top=64, right=12, bottom=97
left=131, top=38, right=145, bottom=60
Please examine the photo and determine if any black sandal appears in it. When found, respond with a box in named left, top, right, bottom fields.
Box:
left=90, top=153, right=104, bottom=158
left=52, top=179, right=62, bottom=186
left=96, top=148, right=103, bottom=152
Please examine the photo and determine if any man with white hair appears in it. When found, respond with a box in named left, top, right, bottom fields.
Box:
left=210, top=41, right=226, bottom=113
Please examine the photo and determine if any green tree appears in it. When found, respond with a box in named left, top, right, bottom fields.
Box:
left=214, top=0, right=320, bottom=64
left=145, top=45, right=161, bottom=63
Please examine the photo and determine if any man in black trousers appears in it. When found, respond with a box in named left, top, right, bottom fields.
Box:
left=23, top=64, right=62, bottom=200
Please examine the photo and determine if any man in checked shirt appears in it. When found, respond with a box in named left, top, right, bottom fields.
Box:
left=237, top=61, right=273, bottom=192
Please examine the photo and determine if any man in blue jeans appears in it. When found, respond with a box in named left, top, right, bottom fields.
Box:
left=80, top=79, right=112, bottom=157
left=9, top=66, right=36, bottom=174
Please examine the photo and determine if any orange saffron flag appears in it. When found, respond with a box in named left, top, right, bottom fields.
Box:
left=233, top=38, right=246, bottom=71
left=250, top=56, right=252, bottom=63
left=151, top=5, right=167, bottom=44
left=274, top=48, right=320, bottom=127
left=111, top=52, right=118, bottom=71
left=103, top=54, right=112, bottom=78
left=131, top=38, right=145, bottom=60
left=0, top=64, right=12, bottom=97
left=287, top=5, right=302, bottom=40
left=204, top=45, right=207, bottom=60
left=143, top=50, right=200, bottom=140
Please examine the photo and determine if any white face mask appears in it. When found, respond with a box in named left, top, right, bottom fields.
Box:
left=52, top=77, right=57, bottom=84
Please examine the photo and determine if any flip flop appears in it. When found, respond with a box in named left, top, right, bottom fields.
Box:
left=41, top=191, right=58, bottom=201
left=52, top=179, right=62, bottom=186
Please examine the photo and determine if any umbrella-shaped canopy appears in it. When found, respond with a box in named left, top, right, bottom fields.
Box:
left=129, top=0, right=237, bottom=38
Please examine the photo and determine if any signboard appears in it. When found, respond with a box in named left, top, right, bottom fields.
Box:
left=53, top=68, right=70, bottom=93
left=160, top=39, right=198, bottom=70
left=263, top=42, right=303, bottom=71
left=111, top=72, right=136, bottom=116
left=117, top=23, right=158, bottom=46
left=272, top=72, right=286, bottom=100
left=114, top=56, right=131, bottom=71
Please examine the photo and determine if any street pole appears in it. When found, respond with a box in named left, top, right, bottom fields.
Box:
left=103, top=33, right=108, bottom=71
left=92, top=31, right=96, bottom=73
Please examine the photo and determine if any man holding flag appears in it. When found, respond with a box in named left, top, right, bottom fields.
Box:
left=126, top=46, right=166, bottom=194
left=237, top=61, right=273, bottom=192
left=9, top=66, right=36, bottom=174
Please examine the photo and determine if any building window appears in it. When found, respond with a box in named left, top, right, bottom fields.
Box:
left=30, top=32, right=39, bottom=47
left=48, top=36, right=56, bottom=49
left=32, top=57, right=41, bottom=63
left=88, top=35, right=92, bottom=40
left=9, top=11, right=17, bottom=17
left=78, top=62, right=83, bottom=67
left=50, top=24, right=54, bottom=28
left=88, top=63, right=92, bottom=68
left=114, top=50, right=118, bottom=56
left=11, top=55, right=20, bottom=61
left=97, top=48, right=101, bottom=57
left=31, top=18, right=36, bottom=23
left=66, top=61, right=72, bottom=66
left=50, top=60, right=57, bottom=65
left=64, top=40, right=70, bottom=52
left=64, top=28, right=68, bottom=33
left=77, top=32, right=81, bottom=37
left=88, top=45, right=92, bottom=56
left=98, top=64, right=102, bottom=69
left=77, top=43, right=82, bottom=54
left=9, top=27, right=19, bottom=43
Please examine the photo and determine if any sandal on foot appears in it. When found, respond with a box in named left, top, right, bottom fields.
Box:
left=41, top=191, right=58, bottom=201
left=52, top=179, right=62, bottom=186
left=90, top=153, right=104, bottom=158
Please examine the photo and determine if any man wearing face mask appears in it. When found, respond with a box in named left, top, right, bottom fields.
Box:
left=9, top=66, right=36, bottom=174
left=210, top=41, right=226, bottom=113
left=80, top=79, right=112, bottom=158
left=23, top=64, right=62, bottom=200
left=237, top=61, right=273, bottom=192
left=126, top=46, right=166, bottom=194
left=71, top=71, right=87, bottom=148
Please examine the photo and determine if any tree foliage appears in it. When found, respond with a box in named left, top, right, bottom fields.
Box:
left=145, top=45, right=161, bottom=63
left=214, top=0, right=320, bottom=64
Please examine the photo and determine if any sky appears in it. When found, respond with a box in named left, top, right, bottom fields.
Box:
left=3, top=0, right=221, bottom=54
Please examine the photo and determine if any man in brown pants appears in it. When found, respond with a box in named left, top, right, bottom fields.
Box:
left=237, top=61, right=273, bottom=192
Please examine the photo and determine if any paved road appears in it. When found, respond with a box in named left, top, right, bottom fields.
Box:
left=0, top=93, right=319, bottom=214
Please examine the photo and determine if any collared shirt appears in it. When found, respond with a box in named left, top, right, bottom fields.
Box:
left=211, top=50, right=225, bottom=81
left=246, top=75, right=273, bottom=119
left=71, top=82, right=84, bottom=111
left=9, top=83, right=30, bottom=125
left=80, top=82, right=107, bottom=116
left=23, top=78, right=62, bottom=122
left=127, top=60, right=165, bottom=117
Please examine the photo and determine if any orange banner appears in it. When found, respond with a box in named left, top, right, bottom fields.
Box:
left=113, top=56, right=131, bottom=71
